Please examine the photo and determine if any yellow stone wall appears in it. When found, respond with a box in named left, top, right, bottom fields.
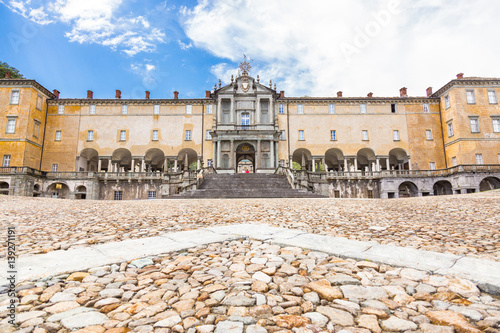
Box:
left=0, top=83, right=49, bottom=169
left=42, top=101, right=216, bottom=171
left=440, top=86, right=500, bottom=166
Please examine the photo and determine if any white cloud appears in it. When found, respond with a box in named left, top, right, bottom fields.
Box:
left=182, top=0, right=500, bottom=97
left=178, top=40, right=193, bottom=50
left=3, top=0, right=166, bottom=56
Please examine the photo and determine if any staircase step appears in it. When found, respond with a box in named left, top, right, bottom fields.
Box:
left=168, top=173, right=326, bottom=199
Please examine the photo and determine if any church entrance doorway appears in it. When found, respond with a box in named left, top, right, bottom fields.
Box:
left=236, top=143, right=255, bottom=173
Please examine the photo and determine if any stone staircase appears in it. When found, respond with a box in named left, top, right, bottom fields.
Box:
left=169, top=173, right=326, bottom=199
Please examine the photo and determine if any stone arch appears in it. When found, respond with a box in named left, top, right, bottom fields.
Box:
left=479, top=177, right=500, bottom=192
left=75, top=185, right=87, bottom=200
left=33, top=184, right=41, bottom=197
left=145, top=148, right=165, bottom=172
left=292, top=148, right=312, bottom=170
left=398, top=181, right=418, bottom=198
left=177, top=148, right=198, bottom=170
left=433, top=180, right=453, bottom=196
left=357, top=148, right=376, bottom=171
left=236, top=143, right=255, bottom=173
left=389, top=148, right=409, bottom=170
left=112, top=148, right=132, bottom=171
left=325, top=148, right=344, bottom=171
left=0, top=181, right=9, bottom=195
left=79, top=148, right=99, bottom=172
left=47, top=182, right=70, bottom=199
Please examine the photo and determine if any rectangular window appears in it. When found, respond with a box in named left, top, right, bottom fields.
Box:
left=362, top=130, right=369, bottom=141
left=120, top=130, right=126, bottom=141
left=429, top=162, right=436, bottom=170
left=121, top=105, right=128, bottom=114
left=55, top=130, right=62, bottom=141
left=393, top=130, right=400, bottom=141
left=114, top=191, right=123, bottom=200
left=278, top=104, right=284, bottom=114
left=206, top=130, right=212, bottom=140
left=6, top=118, right=16, bottom=134
left=280, top=130, right=286, bottom=141
left=33, top=121, right=40, bottom=138
left=186, top=105, right=193, bottom=114
left=87, top=130, right=93, bottom=141
left=444, top=95, right=451, bottom=109
left=36, top=95, right=43, bottom=110
left=329, top=104, right=335, bottom=114
left=360, top=104, right=367, bottom=114
left=447, top=121, right=454, bottom=137
left=466, top=90, right=476, bottom=104
left=452, top=156, right=457, bottom=167
left=10, top=90, right=19, bottom=104
left=148, top=191, right=157, bottom=199
left=488, top=90, right=498, bottom=104
left=152, top=130, right=159, bottom=141
left=297, top=104, right=304, bottom=114
left=492, top=118, right=500, bottom=133
left=2, top=155, right=11, bottom=167
left=391, top=104, right=397, bottom=113
left=185, top=130, right=191, bottom=141
left=330, top=130, right=336, bottom=141
left=57, top=105, right=65, bottom=114
left=52, top=164, right=58, bottom=172
left=206, top=105, right=213, bottom=114
left=469, top=117, right=480, bottom=133
left=153, top=105, right=160, bottom=114
left=423, top=103, right=430, bottom=113
left=89, top=105, right=96, bottom=115
left=426, top=130, right=433, bottom=140
left=476, top=154, right=483, bottom=165
left=298, top=130, right=304, bottom=141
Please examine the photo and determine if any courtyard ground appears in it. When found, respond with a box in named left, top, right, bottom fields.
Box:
left=1, top=192, right=500, bottom=332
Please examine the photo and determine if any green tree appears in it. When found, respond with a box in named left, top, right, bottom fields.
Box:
left=0, top=62, right=25, bottom=79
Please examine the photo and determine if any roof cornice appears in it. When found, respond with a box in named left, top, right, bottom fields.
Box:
left=47, top=98, right=215, bottom=105
left=279, top=97, right=440, bottom=104
left=431, top=78, right=500, bottom=98
left=0, top=79, right=55, bottom=99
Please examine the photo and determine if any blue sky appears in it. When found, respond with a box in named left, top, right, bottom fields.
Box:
left=1, top=0, right=500, bottom=99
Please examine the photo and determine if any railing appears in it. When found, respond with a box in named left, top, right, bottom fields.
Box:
left=0, top=167, right=44, bottom=176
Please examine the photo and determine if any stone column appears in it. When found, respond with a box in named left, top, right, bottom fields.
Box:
left=312, top=158, right=316, bottom=172
left=408, top=157, right=412, bottom=171
left=256, top=139, right=261, bottom=170
left=164, top=157, right=168, bottom=172
left=141, top=159, right=145, bottom=172
left=230, top=140, right=234, bottom=169
left=386, top=158, right=390, bottom=171
left=184, top=153, right=189, bottom=171
left=217, top=98, right=222, bottom=124
left=230, top=98, right=234, bottom=124
left=197, top=158, right=201, bottom=170
left=98, top=159, right=102, bottom=172
left=344, top=158, right=348, bottom=171
left=217, top=141, right=222, bottom=168
left=269, top=97, right=274, bottom=124
left=174, top=159, right=178, bottom=172
left=301, top=152, right=305, bottom=169
left=354, top=158, right=358, bottom=172
left=322, top=158, right=326, bottom=172
left=212, top=141, right=216, bottom=167
left=256, top=99, right=261, bottom=124
left=270, top=139, right=275, bottom=169
left=376, top=158, right=380, bottom=172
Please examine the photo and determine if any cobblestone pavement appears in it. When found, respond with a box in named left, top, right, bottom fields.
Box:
left=1, top=191, right=499, bottom=261
left=2, top=240, right=500, bottom=333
